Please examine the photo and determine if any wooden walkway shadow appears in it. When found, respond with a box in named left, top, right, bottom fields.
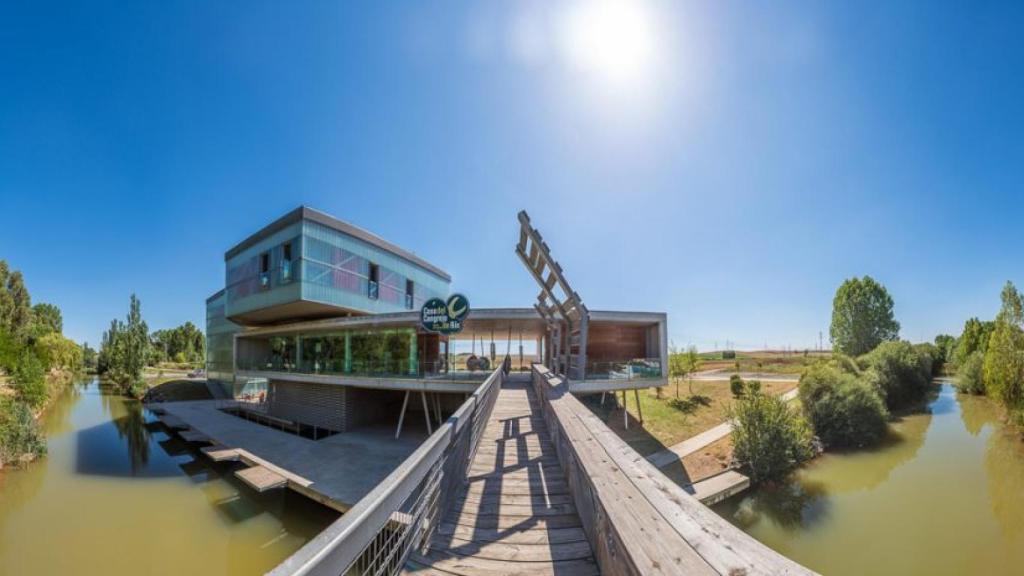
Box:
left=405, top=381, right=598, bottom=575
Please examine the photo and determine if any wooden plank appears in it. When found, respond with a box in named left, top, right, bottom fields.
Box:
left=200, top=444, right=240, bottom=462
left=408, top=550, right=599, bottom=576
left=415, top=381, right=598, bottom=575
left=235, top=465, right=287, bottom=492
left=689, top=470, right=750, bottom=505
left=458, top=487, right=577, bottom=502
left=426, top=538, right=595, bottom=563
left=450, top=498, right=578, bottom=518
left=433, top=523, right=589, bottom=545
left=530, top=365, right=817, bottom=576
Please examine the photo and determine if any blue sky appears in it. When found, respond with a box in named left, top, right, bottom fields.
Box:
left=2, top=1, right=1023, bottom=351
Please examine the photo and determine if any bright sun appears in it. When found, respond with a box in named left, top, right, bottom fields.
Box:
left=561, top=0, right=657, bottom=86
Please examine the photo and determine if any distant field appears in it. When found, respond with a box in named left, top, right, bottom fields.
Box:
left=697, top=350, right=832, bottom=375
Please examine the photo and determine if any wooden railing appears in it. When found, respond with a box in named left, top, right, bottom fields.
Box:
left=266, top=366, right=503, bottom=576
left=529, top=364, right=817, bottom=576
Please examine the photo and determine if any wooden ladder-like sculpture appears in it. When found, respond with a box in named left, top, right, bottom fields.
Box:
left=515, top=210, right=590, bottom=381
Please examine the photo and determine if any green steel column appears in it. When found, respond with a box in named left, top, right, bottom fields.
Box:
left=408, top=329, right=417, bottom=375
left=344, top=332, right=352, bottom=373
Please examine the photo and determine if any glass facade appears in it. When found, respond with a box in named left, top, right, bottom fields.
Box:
left=238, top=328, right=424, bottom=377
left=223, top=217, right=449, bottom=321
left=205, top=290, right=240, bottom=387
left=299, top=221, right=447, bottom=314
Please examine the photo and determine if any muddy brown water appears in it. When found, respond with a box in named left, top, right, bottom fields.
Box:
left=714, top=381, right=1024, bottom=575
left=0, top=379, right=338, bottom=575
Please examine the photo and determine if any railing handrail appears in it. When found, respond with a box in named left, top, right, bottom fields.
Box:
left=267, top=365, right=504, bottom=576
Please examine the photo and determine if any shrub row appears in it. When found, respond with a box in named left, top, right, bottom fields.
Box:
left=799, top=341, right=936, bottom=449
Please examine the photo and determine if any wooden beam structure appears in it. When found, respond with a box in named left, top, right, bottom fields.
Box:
left=515, top=210, right=590, bottom=381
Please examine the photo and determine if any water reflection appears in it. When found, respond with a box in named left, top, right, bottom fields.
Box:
left=713, top=383, right=1024, bottom=576
left=726, top=479, right=830, bottom=532
left=0, top=378, right=339, bottom=576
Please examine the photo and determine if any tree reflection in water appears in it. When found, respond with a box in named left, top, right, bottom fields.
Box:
left=719, top=479, right=830, bottom=532
left=110, top=397, right=151, bottom=475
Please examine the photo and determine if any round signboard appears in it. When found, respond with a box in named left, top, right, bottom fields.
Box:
left=421, top=294, right=470, bottom=334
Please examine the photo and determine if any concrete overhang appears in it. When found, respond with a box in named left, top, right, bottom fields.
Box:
left=233, top=307, right=665, bottom=338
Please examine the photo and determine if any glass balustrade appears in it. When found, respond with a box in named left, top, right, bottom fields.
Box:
left=584, top=359, right=663, bottom=380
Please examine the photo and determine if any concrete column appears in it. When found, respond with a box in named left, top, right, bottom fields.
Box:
left=295, top=335, right=302, bottom=372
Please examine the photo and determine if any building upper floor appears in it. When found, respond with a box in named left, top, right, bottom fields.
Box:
left=223, top=206, right=451, bottom=325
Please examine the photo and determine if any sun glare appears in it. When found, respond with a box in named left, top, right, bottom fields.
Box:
left=561, top=0, right=657, bottom=86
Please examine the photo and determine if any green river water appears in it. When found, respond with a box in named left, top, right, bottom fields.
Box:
left=714, top=381, right=1024, bottom=575
left=0, top=379, right=338, bottom=575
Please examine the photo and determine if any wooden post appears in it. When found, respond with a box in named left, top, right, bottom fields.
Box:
left=622, top=390, right=629, bottom=430
left=395, top=390, right=410, bottom=439
left=634, top=388, right=643, bottom=425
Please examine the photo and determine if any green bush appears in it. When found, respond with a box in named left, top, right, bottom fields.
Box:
left=913, top=343, right=942, bottom=377
left=12, top=353, right=48, bottom=409
left=830, top=353, right=862, bottom=376
left=746, top=379, right=762, bottom=395
left=860, top=341, right=933, bottom=409
left=956, top=351, right=986, bottom=395
left=799, top=365, right=889, bottom=448
left=722, top=350, right=736, bottom=359
left=0, top=398, right=47, bottom=466
left=730, top=374, right=745, bottom=397
left=731, top=391, right=814, bottom=483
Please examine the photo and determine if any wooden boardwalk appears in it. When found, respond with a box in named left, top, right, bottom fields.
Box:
left=405, top=381, right=598, bottom=576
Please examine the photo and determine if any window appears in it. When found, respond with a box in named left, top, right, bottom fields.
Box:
left=405, top=279, right=414, bottom=309
left=368, top=263, right=380, bottom=299
left=259, top=252, right=271, bottom=289
left=280, top=242, right=293, bottom=283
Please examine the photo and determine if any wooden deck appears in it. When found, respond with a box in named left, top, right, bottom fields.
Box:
left=405, top=381, right=598, bottom=576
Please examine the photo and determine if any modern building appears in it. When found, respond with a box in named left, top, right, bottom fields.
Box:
left=205, top=206, right=668, bottom=437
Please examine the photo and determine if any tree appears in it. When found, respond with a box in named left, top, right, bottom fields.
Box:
left=34, top=333, right=82, bottom=372
left=731, top=390, right=814, bottom=483
left=830, top=276, right=900, bottom=356
left=683, top=346, right=701, bottom=395
left=668, top=345, right=686, bottom=399
left=861, top=340, right=934, bottom=409
left=956, top=351, right=985, bottom=395
left=12, top=353, right=47, bottom=409
left=953, top=318, right=995, bottom=368
left=799, top=364, right=889, bottom=448
left=983, top=282, right=1024, bottom=411
left=99, top=294, right=150, bottom=397
left=30, top=303, right=62, bottom=336
left=81, top=342, right=98, bottom=372
left=149, top=321, right=206, bottom=366
left=3, top=269, right=32, bottom=337
left=730, top=374, right=745, bottom=398
left=934, top=334, right=956, bottom=367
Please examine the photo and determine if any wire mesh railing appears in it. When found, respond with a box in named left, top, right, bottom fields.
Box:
left=266, top=365, right=504, bottom=576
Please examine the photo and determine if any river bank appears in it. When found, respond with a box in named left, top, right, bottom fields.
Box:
left=713, top=381, right=1024, bottom=575
left=0, top=368, right=77, bottom=469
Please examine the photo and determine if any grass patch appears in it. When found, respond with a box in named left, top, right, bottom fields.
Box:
left=579, top=379, right=798, bottom=457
